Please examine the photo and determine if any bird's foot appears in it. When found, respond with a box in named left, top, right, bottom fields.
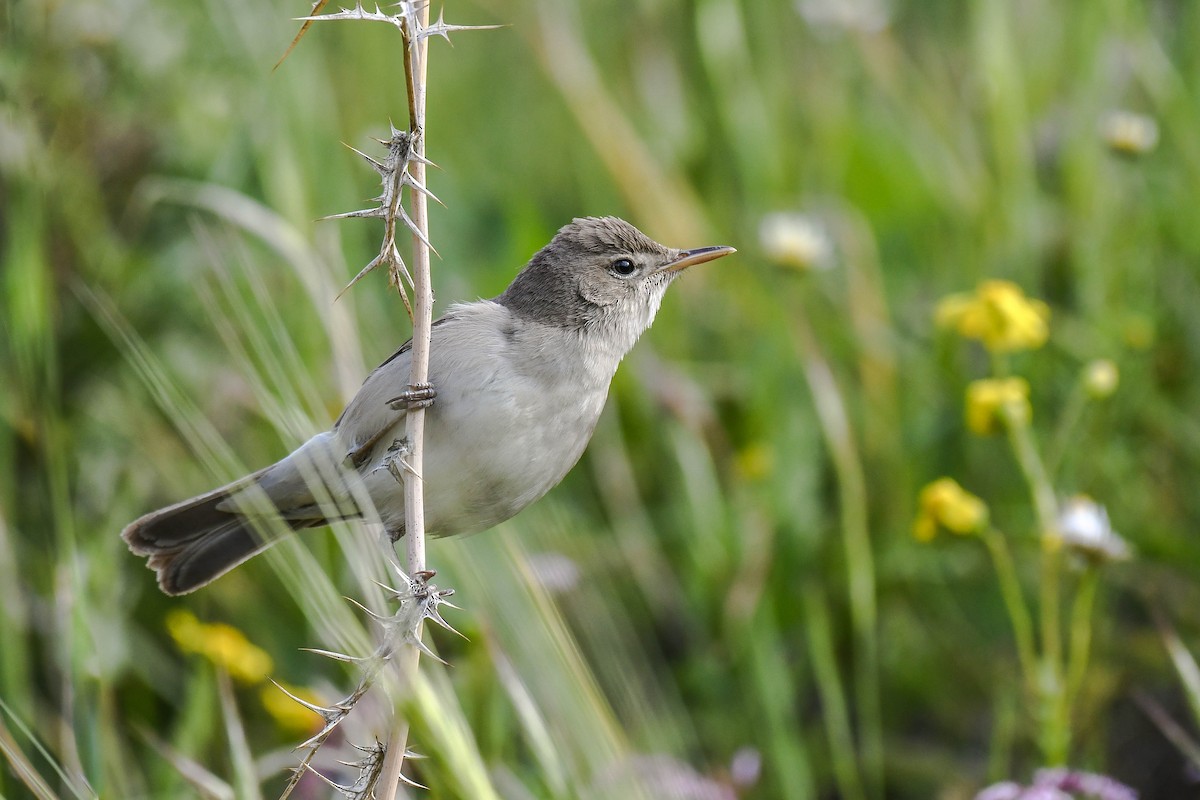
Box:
left=388, top=382, right=436, bottom=410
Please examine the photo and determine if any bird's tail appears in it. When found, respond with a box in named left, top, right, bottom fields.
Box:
left=122, top=470, right=315, bottom=596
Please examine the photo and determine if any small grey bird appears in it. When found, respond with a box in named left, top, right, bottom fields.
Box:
left=123, top=217, right=734, bottom=595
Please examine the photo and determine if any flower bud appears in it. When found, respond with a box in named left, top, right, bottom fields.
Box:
left=1083, top=359, right=1119, bottom=399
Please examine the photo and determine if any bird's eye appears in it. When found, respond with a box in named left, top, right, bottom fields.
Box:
left=611, top=258, right=637, bottom=277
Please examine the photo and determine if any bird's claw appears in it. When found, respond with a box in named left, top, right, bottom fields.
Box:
left=388, top=382, right=437, bottom=410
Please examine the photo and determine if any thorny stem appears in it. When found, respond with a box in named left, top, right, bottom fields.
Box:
left=379, top=4, right=433, bottom=797
left=403, top=14, right=422, bottom=145
left=399, top=2, right=431, bottom=581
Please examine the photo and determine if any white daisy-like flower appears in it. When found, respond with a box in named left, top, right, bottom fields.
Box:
left=1100, top=110, right=1159, bottom=156
left=759, top=212, right=835, bottom=272
left=1057, top=496, right=1131, bottom=564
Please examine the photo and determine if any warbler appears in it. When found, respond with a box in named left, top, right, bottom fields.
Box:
left=123, top=217, right=734, bottom=594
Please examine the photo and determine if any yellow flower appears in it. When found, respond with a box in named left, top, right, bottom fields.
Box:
left=260, top=683, right=324, bottom=734
left=966, top=377, right=1031, bottom=435
left=936, top=280, right=1050, bottom=352
left=166, top=610, right=274, bottom=684
left=735, top=442, right=774, bottom=481
left=1121, top=314, right=1154, bottom=350
left=913, top=478, right=988, bottom=542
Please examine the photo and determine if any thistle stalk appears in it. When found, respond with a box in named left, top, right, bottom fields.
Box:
left=275, top=2, right=498, bottom=794
left=378, top=3, right=433, bottom=795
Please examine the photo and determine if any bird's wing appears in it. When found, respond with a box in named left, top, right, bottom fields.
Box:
left=334, top=314, right=453, bottom=467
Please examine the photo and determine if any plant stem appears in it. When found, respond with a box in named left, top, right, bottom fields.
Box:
left=792, top=311, right=881, bottom=798
left=1044, top=377, right=1088, bottom=482
left=981, top=528, right=1038, bottom=687
left=399, top=3, right=431, bottom=581
left=1004, top=404, right=1066, bottom=765
left=1065, top=567, right=1099, bottom=709
left=803, top=585, right=868, bottom=800
left=379, top=3, right=432, bottom=796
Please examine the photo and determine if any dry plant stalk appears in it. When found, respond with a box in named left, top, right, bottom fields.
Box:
left=382, top=5, right=433, bottom=791
left=275, top=2, right=497, bottom=797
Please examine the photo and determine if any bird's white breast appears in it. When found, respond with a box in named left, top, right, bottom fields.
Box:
left=363, top=301, right=618, bottom=535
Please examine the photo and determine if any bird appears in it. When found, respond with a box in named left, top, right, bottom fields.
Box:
left=122, top=216, right=735, bottom=595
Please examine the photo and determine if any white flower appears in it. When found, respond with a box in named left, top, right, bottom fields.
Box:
left=1100, top=110, right=1159, bottom=156
left=1057, top=496, right=1131, bottom=564
left=797, top=0, right=891, bottom=34
left=759, top=212, right=834, bottom=272
left=1083, top=359, right=1119, bottom=399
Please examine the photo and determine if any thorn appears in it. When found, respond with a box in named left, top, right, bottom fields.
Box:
left=372, top=453, right=420, bottom=484
left=268, top=679, right=338, bottom=717
left=416, top=8, right=506, bottom=43
left=424, top=603, right=468, bottom=639
left=406, top=149, right=439, bottom=169
left=343, top=141, right=390, bottom=174
left=392, top=451, right=424, bottom=481
left=398, top=204, right=440, bottom=256
left=390, top=243, right=416, bottom=292
left=299, top=646, right=369, bottom=664
left=351, top=740, right=388, bottom=755
left=398, top=771, right=430, bottom=790
left=336, top=254, right=386, bottom=301
left=385, top=558, right=412, bottom=583
left=408, top=632, right=449, bottom=665
left=297, top=717, right=345, bottom=750
left=401, top=173, right=444, bottom=206
left=343, top=595, right=388, bottom=622
left=437, top=595, right=463, bottom=611
left=298, top=762, right=356, bottom=797
left=333, top=260, right=379, bottom=303
left=320, top=207, right=389, bottom=221
left=371, top=578, right=406, bottom=597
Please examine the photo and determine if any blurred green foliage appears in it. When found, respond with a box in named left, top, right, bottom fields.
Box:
left=4, top=0, right=1200, bottom=797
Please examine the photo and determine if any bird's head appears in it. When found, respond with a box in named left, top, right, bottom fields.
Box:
left=500, top=217, right=734, bottom=350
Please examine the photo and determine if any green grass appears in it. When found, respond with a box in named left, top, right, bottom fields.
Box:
left=4, top=0, right=1200, bottom=796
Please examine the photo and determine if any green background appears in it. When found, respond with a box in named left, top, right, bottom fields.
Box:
left=4, top=0, right=1200, bottom=797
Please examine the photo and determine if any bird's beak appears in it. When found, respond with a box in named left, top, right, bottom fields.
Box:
left=661, top=245, right=737, bottom=273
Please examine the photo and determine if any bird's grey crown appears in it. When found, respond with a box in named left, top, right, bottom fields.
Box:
left=557, top=216, right=671, bottom=257
left=498, top=217, right=671, bottom=330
